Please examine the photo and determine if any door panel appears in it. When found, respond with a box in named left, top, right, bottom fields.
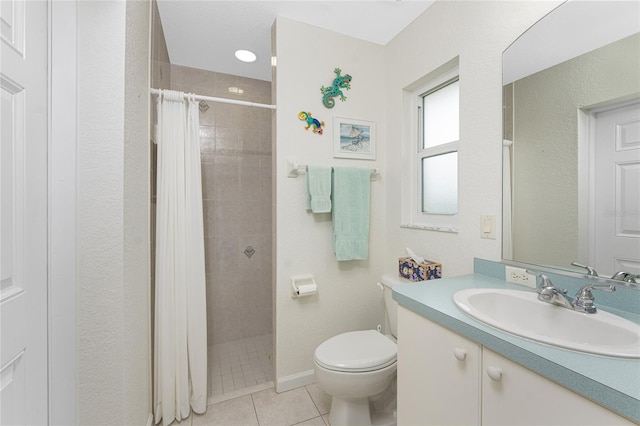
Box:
left=593, top=101, right=640, bottom=276
left=0, top=1, right=49, bottom=424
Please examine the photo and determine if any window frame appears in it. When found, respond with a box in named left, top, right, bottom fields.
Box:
left=402, top=65, right=460, bottom=232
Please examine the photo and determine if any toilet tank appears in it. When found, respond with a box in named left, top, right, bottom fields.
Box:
left=380, top=274, right=407, bottom=338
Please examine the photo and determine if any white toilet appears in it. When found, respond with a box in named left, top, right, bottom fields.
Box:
left=313, top=274, right=403, bottom=426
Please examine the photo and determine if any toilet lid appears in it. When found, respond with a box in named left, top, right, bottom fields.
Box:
left=314, top=330, right=397, bottom=373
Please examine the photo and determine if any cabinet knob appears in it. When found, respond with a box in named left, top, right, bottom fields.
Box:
left=486, top=366, right=502, bottom=382
left=453, top=347, right=467, bottom=361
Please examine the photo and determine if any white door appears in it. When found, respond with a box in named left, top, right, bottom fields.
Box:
left=1, top=0, right=49, bottom=424
left=592, top=101, right=640, bottom=277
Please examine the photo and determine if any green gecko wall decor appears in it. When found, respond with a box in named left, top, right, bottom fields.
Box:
left=320, top=68, right=352, bottom=109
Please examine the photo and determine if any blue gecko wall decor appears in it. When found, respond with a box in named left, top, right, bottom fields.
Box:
left=320, top=68, right=352, bottom=108
left=298, top=111, right=325, bottom=135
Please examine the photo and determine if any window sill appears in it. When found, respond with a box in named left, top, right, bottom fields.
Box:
left=400, top=223, right=459, bottom=234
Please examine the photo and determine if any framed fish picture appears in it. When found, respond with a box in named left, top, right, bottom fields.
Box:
left=333, top=117, right=376, bottom=160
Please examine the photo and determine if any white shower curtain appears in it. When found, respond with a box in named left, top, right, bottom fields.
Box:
left=154, top=90, right=207, bottom=425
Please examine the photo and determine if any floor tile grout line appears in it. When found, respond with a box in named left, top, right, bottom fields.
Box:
left=289, top=415, right=326, bottom=426
left=250, top=389, right=260, bottom=425
left=304, top=385, right=323, bottom=418
left=284, top=385, right=324, bottom=426
left=198, top=382, right=329, bottom=426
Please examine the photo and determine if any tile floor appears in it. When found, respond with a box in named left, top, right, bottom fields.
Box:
left=179, top=383, right=332, bottom=426
left=209, top=334, right=274, bottom=403
left=174, top=334, right=334, bottom=425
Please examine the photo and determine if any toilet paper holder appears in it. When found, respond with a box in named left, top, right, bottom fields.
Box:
left=291, top=274, right=318, bottom=298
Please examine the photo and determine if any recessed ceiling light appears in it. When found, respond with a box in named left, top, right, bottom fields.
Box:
left=235, top=49, right=257, bottom=63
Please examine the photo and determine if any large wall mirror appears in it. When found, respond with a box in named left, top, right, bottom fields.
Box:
left=503, top=1, right=640, bottom=278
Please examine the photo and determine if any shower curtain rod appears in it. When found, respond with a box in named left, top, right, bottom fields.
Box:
left=150, top=88, right=276, bottom=110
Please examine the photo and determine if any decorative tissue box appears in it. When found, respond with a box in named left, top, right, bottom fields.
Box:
left=398, top=257, right=442, bottom=281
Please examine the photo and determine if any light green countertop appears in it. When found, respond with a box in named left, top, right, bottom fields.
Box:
left=392, top=274, right=640, bottom=423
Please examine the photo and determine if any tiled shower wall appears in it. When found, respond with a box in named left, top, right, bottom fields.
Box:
left=170, top=65, right=273, bottom=345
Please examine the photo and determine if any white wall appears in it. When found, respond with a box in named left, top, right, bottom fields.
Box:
left=383, top=1, right=562, bottom=276
left=77, top=2, right=125, bottom=421
left=274, top=17, right=387, bottom=386
left=124, top=0, right=152, bottom=422
left=76, top=1, right=151, bottom=423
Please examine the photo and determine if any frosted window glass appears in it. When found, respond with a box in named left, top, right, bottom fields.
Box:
left=423, top=80, right=459, bottom=149
left=422, top=152, right=458, bottom=214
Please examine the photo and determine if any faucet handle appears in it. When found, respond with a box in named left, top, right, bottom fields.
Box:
left=526, top=270, right=566, bottom=293
left=577, top=284, right=615, bottom=294
left=526, top=270, right=568, bottom=306
left=571, top=262, right=598, bottom=277
left=611, top=271, right=632, bottom=281
left=611, top=272, right=639, bottom=283
left=526, top=270, right=552, bottom=289
left=573, top=284, right=615, bottom=314
left=625, top=275, right=639, bottom=284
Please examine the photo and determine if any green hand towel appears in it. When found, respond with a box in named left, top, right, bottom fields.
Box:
left=332, top=167, right=370, bottom=261
left=306, top=166, right=332, bottom=213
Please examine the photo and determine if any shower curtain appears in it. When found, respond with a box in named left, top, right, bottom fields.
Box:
left=154, top=90, right=207, bottom=425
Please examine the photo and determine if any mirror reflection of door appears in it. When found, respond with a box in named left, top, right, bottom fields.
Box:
left=592, top=101, right=640, bottom=277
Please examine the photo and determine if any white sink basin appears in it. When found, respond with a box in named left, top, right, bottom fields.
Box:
left=453, top=288, right=640, bottom=358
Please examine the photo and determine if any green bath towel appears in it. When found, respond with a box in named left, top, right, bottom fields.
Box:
left=305, top=166, right=332, bottom=213
left=332, top=167, right=370, bottom=261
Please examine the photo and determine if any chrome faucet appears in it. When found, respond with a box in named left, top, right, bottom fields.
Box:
left=611, top=271, right=640, bottom=284
left=611, top=271, right=630, bottom=281
left=571, top=262, right=598, bottom=277
left=527, top=269, right=616, bottom=314
left=527, top=270, right=574, bottom=309
left=569, top=264, right=638, bottom=284
left=572, top=284, right=615, bottom=314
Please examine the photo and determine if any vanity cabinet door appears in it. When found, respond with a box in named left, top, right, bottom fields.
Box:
left=397, top=306, right=481, bottom=425
left=482, top=348, right=635, bottom=426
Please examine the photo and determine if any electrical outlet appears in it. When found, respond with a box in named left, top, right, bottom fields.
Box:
left=505, top=266, right=537, bottom=288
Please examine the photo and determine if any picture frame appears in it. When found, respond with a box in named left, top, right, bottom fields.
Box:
left=333, top=117, right=376, bottom=160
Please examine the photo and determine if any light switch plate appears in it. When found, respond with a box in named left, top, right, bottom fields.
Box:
left=480, top=214, right=496, bottom=239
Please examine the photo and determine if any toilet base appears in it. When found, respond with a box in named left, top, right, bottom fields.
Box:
left=371, top=410, right=396, bottom=426
left=328, top=397, right=396, bottom=426
left=328, top=397, right=371, bottom=426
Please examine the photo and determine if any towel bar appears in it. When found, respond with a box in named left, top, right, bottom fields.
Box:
left=286, top=158, right=379, bottom=180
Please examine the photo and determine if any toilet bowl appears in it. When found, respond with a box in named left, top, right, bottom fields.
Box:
left=313, top=274, right=404, bottom=426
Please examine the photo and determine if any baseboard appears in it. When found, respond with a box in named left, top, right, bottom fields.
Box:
left=276, top=369, right=316, bottom=393
left=147, top=413, right=153, bottom=426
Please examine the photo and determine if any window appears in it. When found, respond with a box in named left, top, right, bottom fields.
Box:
left=419, top=78, right=459, bottom=215
left=402, top=65, right=459, bottom=232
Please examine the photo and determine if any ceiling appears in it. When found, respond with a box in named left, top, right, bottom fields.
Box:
left=156, top=0, right=435, bottom=82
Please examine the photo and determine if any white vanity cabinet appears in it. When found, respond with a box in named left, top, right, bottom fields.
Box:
left=397, top=305, right=635, bottom=426
left=481, top=348, right=634, bottom=425
left=397, top=306, right=481, bottom=425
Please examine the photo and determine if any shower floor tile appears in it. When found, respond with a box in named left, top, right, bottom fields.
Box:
left=208, top=334, right=274, bottom=404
